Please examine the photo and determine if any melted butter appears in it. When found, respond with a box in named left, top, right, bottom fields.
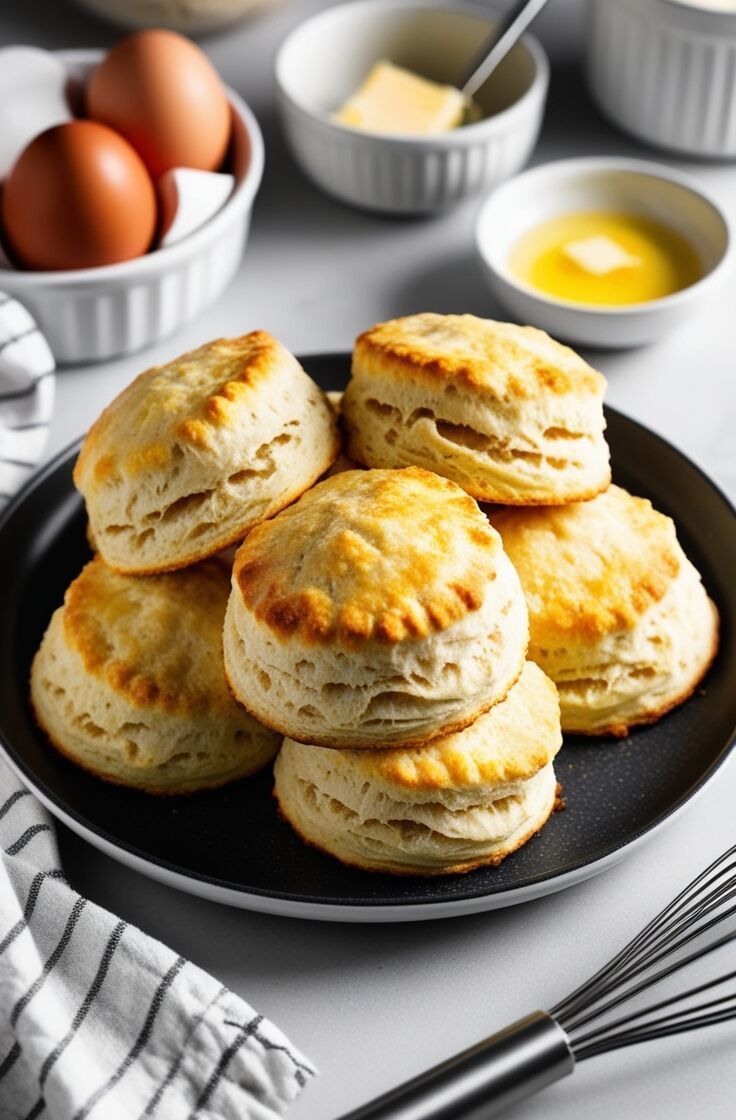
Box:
left=509, top=211, right=703, bottom=306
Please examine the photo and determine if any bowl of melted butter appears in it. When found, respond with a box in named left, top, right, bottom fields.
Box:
left=476, top=157, right=731, bottom=347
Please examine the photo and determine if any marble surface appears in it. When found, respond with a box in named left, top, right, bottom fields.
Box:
left=2, top=1, right=736, bottom=1117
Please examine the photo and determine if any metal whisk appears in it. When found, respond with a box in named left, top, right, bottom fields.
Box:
left=339, top=845, right=736, bottom=1119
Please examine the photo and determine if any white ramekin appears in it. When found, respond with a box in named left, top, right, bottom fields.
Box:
left=275, top=0, right=549, bottom=215
left=587, top=0, right=736, bottom=158
left=70, top=0, right=282, bottom=34
left=0, top=51, right=264, bottom=366
left=475, top=157, right=732, bottom=349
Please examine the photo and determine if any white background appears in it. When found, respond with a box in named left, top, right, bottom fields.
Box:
left=2, top=1, right=736, bottom=1117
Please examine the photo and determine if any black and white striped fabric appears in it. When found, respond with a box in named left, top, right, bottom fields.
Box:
left=0, top=757, right=316, bottom=1120
left=0, top=292, right=55, bottom=511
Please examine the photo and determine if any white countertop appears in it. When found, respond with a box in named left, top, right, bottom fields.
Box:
left=2, top=1, right=736, bottom=1117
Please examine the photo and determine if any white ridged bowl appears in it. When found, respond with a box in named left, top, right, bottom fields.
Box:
left=70, top=0, right=283, bottom=34
left=275, top=0, right=549, bottom=215
left=475, top=157, right=732, bottom=349
left=0, top=51, right=264, bottom=366
left=587, top=0, right=736, bottom=158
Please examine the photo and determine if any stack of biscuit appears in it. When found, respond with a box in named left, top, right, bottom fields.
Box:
left=340, top=313, right=718, bottom=739
left=30, top=311, right=718, bottom=878
left=31, top=331, right=340, bottom=794
left=223, top=465, right=563, bottom=874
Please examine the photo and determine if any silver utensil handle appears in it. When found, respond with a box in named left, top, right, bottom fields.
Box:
left=460, top=0, right=551, bottom=99
left=337, top=1011, right=574, bottom=1119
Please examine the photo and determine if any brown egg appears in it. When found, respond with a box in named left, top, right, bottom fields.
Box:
left=1, top=121, right=157, bottom=271
left=86, top=30, right=232, bottom=179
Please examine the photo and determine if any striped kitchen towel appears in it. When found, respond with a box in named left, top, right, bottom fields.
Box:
left=0, top=756, right=316, bottom=1120
left=0, top=292, right=55, bottom=511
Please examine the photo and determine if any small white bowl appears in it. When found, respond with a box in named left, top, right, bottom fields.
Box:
left=587, top=0, right=736, bottom=158
left=70, top=0, right=283, bottom=34
left=475, top=157, right=732, bottom=349
left=0, top=50, right=264, bottom=366
left=275, top=0, right=549, bottom=215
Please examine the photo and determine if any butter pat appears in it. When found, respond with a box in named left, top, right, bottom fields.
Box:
left=334, top=61, right=467, bottom=136
left=563, top=235, right=642, bottom=276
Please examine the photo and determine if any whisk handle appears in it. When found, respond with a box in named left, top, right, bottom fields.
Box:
left=337, top=1011, right=574, bottom=1120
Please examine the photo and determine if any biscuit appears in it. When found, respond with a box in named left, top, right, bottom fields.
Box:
left=224, top=466, right=529, bottom=748
left=488, top=486, right=719, bottom=736
left=342, top=313, right=610, bottom=505
left=274, top=661, right=561, bottom=875
left=322, top=452, right=361, bottom=479
left=322, top=391, right=361, bottom=477
left=74, top=332, right=341, bottom=574
left=30, top=557, right=280, bottom=793
left=326, top=390, right=343, bottom=416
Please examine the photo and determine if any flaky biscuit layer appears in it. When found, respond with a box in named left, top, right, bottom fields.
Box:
left=343, top=314, right=610, bottom=505
left=30, top=558, right=279, bottom=793
left=549, top=560, right=719, bottom=736
left=232, top=467, right=512, bottom=646
left=74, top=332, right=340, bottom=574
left=274, top=665, right=561, bottom=874
left=276, top=764, right=557, bottom=876
left=489, top=487, right=719, bottom=735
left=224, top=468, right=528, bottom=748
left=224, top=468, right=529, bottom=748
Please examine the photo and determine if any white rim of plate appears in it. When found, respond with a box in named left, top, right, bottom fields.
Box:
left=2, top=746, right=732, bottom=923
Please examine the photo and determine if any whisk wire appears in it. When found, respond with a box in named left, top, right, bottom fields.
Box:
left=338, top=845, right=736, bottom=1119
left=562, top=910, right=736, bottom=1033
left=575, top=1005, right=736, bottom=1061
left=552, top=843, right=736, bottom=1024
left=551, top=843, right=736, bottom=1056
left=573, top=975, right=736, bottom=1048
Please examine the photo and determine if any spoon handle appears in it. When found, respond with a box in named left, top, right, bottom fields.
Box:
left=460, top=0, right=551, bottom=100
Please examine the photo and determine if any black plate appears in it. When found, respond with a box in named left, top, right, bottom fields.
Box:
left=2, top=353, right=736, bottom=917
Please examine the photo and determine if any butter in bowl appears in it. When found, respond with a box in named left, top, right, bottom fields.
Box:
left=475, top=157, right=731, bottom=348
left=332, top=60, right=479, bottom=136
left=275, top=0, right=549, bottom=214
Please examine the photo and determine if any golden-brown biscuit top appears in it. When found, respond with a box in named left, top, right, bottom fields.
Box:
left=353, top=313, right=606, bottom=399
left=234, top=467, right=505, bottom=646
left=488, top=486, right=682, bottom=643
left=74, top=332, right=299, bottom=484
left=320, top=662, right=560, bottom=789
left=62, top=556, right=234, bottom=715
